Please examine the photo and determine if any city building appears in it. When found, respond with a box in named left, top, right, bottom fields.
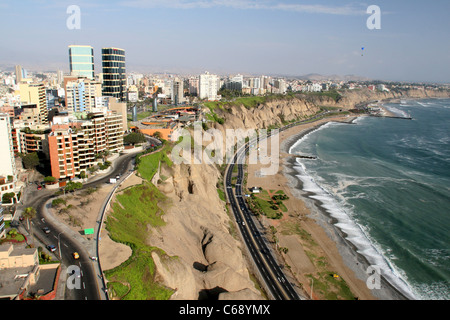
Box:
left=18, top=82, right=49, bottom=124
left=225, top=74, right=244, bottom=92
left=15, top=65, right=27, bottom=85
left=68, top=45, right=95, bottom=79
left=199, top=72, right=219, bottom=101
left=188, top=77, right=199, bottom=96
left=48, top=111, right=124, bottom=180
left=0, top=114, right=18, bottom=204
left=172, top=78, right=184, bottom=105
left=104, top=97, right=127, bottom=134
left=65, top=77, right=102, bottom=113
left=0, top=243, right=40, bottom=300
left=102, top=47, right=126, bottom=101
left=127, top=85, right=139, bottom=102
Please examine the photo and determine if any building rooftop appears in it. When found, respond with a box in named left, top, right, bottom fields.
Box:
left=0, top=265, right=35, bottom=299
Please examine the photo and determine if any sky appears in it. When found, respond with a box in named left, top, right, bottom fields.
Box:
left=0, top=0, right=449, bottom=83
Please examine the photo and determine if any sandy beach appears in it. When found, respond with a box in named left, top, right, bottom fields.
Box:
left=246, top=114, right=408, bottom=300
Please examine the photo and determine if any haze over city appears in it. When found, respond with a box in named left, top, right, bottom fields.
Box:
left=0, top=0, right=449, bottom=82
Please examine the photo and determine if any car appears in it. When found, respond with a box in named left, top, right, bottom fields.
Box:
left=37, top=185, right=42, bottom=190
left=47, top=245, right=56, bottom=252
left=42, top=227, right=50, bottom=234
left=73, top=252, right=80, bottom=259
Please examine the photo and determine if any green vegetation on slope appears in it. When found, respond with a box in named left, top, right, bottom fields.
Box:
left=204, top=93, right=296, bottom=111
left=104, top=142, right=177, bottom=300
left=104, top=183, right=174, bottom=300
left=136, top=142, right=173, bottom=181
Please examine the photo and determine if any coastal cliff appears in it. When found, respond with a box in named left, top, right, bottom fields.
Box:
left=149, top=160, right=263, bottom=300
left=297, top=88, right=450, bottom=110
left=147, top=97, right=320, bottom=300
left=213, top=97, right=321, bottom=130
left=146, top=89, right=448, bottom=300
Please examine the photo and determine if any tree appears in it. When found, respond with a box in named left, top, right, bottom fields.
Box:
left=124, top=132, right=146, bottom=145
left=2, top=192, right=15, bottom=204
left=44, top=176, right=57, bottom=184
left=65, top=181, right=83, bottom=194
left=23, top=207, right=36, bottom=231
left=153, top=131, right=162, bottom=139
left=21, top=152, right=40, bottom=170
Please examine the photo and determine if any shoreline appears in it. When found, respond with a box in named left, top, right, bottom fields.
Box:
left=279, top=118, right=412, bottom=300
left=246, top=114, right=412, bottom=300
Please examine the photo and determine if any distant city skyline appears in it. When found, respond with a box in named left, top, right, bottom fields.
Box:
left=0, top=0, right=449, bottom=83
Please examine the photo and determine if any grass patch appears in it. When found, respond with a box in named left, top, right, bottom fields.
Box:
left=250, top=189, right=284, bottom=219
left=204, top=94, right=296, bottom=111
left=104, top=182, right=174, bottom=300
left=217, top=188, right=226, bottom=202
left=136, top=144, right=173, bottom=181
left=306, top=272, right=356, bottom=300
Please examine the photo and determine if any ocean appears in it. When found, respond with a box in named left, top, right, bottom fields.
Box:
left=289, top=98, right=450, bottom=300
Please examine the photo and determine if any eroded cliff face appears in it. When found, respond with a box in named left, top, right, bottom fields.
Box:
left=146, top=89, right=449, bottom=300
left=298, top=88, right=450, bottom=110
left=149, top=162, right=262, bottom=300
left=148, top=97, right=321, bottom=300
left=214, top=97, right=321, bottom=130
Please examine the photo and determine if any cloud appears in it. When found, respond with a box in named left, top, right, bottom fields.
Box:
left=119, top=0, right=365, bottom=15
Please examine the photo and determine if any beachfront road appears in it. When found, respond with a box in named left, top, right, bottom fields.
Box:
left=225, top=148, right=300, bottom=300
left=224, top=111, right=330, bottom=300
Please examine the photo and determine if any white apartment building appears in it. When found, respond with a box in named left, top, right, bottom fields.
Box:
left=199, top=72, right=219, bottom=101
left=0, top=114, right=18, bottom=204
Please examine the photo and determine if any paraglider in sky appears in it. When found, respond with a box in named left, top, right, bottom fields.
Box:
left=361, top=47, right=365, bottom=56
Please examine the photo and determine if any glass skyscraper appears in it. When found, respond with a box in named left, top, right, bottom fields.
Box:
left=68, top=45, right=95, bottom=79
left=102, top=47, right=126, bottom=101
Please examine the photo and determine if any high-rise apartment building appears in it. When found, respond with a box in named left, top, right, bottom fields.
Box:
left=172, top=78, right=184, bottom=105
left=19, top=82, right=49, bottom=124
left=199, top=72, right=219, bottom=101
left=188, top=77, right=199, bottom=96
left=65, top=77, right=102, bottom=113
left=102, top=47, right=126, bottom=101
left=0, top=114, right=18, bottom=203
left=48, top=112, right=124, bottom=180
left=68, top=45, right=95, bottom=79
left=15, top=65, right=27, bottom=84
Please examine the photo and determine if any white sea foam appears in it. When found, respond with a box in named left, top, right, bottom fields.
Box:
left=292, top=157, right=418, bottom=300
left=384, top=105, right=410, bottom=118
left=288, top=122, right=336, bottom=155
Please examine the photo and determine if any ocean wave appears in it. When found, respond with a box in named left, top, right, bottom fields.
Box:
left=411, top=281, right=450, bottom=300
left=288, top=122, right=337, bottom=155
left=384, top=105, right=410, bottom=118
left=292, top=162, right=418, bottom=299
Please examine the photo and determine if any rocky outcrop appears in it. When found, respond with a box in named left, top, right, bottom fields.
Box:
left=213, top=97, right=321, bottom=131
left=149, top=161, right=262, bottom=300
left=296, top=88, right=450, bottom=110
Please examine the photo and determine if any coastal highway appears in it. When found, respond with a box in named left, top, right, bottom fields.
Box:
left=226, top=149, right=301, bottom=300
left=224, top=111, right=330, bottom=300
